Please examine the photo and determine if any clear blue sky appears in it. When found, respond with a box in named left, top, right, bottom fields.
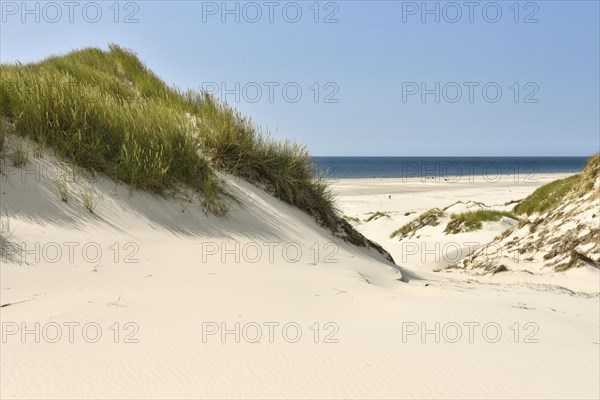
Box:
left=1, top=0, right=598, bottom=156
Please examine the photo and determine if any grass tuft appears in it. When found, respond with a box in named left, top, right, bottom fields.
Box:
left=80, top=187, right=96, bottom=213
left=513, top=175, right=581, bottom=216
left=365, top=211, right=390, bottom=222
left=196, top=93, right=337, bottom=228
left=343, top=215, right=360, bottom=224
left=444, top=210, right=518, bottom=234
left=390, top=208, right=443, bottom=239
left=57, top=179, right=69, bottom=202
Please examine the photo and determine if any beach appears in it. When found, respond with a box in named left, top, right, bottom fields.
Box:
left=333, top=174, right=574, bottom=269
left=2, top=4, right=599, bottom=397
left=2, top=154, right=598, bottom=399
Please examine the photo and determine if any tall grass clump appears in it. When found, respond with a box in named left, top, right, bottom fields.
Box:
left=0, top=44, right=225, bottom=213
left=196, top=94, right=337, bottom=229
left=0, top=45, right=338, bottom=227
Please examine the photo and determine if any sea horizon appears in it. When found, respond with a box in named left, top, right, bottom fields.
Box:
left=313, top=156, right=589, bottom=179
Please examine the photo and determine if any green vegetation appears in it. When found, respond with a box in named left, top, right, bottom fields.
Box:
left=80, top=187, right=95, bottom=213
left=571, top=154, right=600, bottom=199
left=365, top=211, right=390, bottom=222
left=403, top=211, right=415, bottom=216
left=196, top=94, right=336, bottom=226
left=10, top=139, right=27, bottom=167
left=513, top=174, right=581, bottom=216
left=1, top=45, right=219, bottom=204
left=343, top=215, right=360, bottom=224
left=444, top=210, right=518, bottom=234
left=441, top=200, right=487, bottom=211
left=390, top=208, right=443, bottom=239
left=57, top=179, right=69, bottom=202
left=0, top=45, right=338, bottom=229
left=0, top=119, right=9, bottom=154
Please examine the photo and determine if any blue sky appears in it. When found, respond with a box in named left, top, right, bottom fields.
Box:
left=1, top=0, right=598, bottom=156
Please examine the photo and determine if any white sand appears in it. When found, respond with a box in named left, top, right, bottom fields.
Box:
left=1, top=154, right=598, bottom=399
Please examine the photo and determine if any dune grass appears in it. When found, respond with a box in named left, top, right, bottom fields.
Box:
left=343, top=215, right=361, bottom=224
left=0, top=45, right=220, bottom=207
left=57, top=179, right=69, bottom=203
left=195, top=93, right=337, bottom=228
left=0, top=45, right=337, bottom=228
left=513, top=174, right=581, bottom=216
left=365, top=211, right=390, bottom=222
left=10, top=139, right=28, bottom=167
left=444, top=210, right=518, bottom=234
left=390, top=208, right=443, bottom=239
left=80, top=187, right=95, bottom=213
left=0, top=119, right=7, bottom=154
left=570, top=154, right=599, bottom=199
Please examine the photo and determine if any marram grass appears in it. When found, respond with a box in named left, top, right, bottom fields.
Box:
left=444, top=210, right=518, bottom=234
left=513, top=174, right=581, bottom=216
left=0, top=44, right=336, bottom=227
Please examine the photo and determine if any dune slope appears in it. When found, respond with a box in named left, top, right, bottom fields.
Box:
left=1, top=153, right=598, bottom=399
left=454, top=155, right=600, bottom=275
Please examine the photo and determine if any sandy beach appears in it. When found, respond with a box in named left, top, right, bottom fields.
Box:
left=2, top=3, right=599, bottom=397
left=333, top=174, right=575, bottom=270
left=1, top=153, right=598, bottom=399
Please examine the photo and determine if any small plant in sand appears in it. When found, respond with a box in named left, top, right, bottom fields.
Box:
left=57, top=179, right=69, bottom=202
left=0, top=212, right=10, bottom=236
left=80, top=187, right=96, bottom=213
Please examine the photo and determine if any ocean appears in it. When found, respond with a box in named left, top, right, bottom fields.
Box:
left=312, top=156, right=590, bottom=180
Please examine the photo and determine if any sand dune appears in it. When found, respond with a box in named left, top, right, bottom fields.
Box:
left=1, top=153, right=599, bottom=399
